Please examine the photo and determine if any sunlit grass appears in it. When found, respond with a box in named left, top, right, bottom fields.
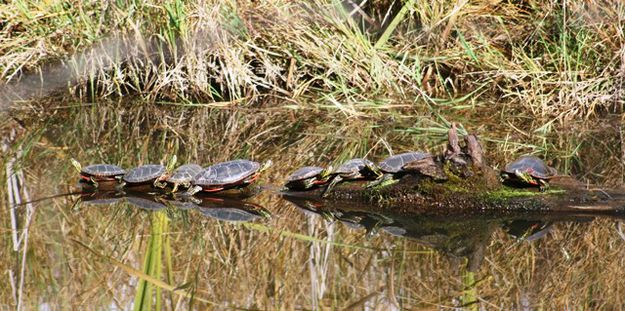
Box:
left=2, top=0, right=622, bottom=122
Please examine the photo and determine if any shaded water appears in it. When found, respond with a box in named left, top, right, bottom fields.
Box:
left=3, top=103, right=625, bottom=309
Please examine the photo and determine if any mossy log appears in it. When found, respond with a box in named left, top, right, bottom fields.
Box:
left=284, top=173, right=625, bottom=214
left=283, top=124, right=625, bottom=215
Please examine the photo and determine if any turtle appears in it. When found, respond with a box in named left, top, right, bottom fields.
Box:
left=186, top=159, right=272, bottom=195
left=71, top=159, right=125, bottom=187
left=121, top=164, right=168, bottom=188
left=165, top=164, right=203, bottom=192
left=322, top=159, right=382, bottom=197
left=283, top=166, right=333, bottom=191
left=500, top=155, right=557, bottom=191
left=367, top=152, right=441, bottom=188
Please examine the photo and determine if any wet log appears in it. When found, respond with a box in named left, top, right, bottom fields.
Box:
left=283, top=125, right=625, bottom=215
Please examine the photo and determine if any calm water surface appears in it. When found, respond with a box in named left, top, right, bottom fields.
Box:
left=3, top=105, right=625, bottom=309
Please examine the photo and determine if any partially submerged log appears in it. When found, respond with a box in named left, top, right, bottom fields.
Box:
left=283, top=125, right=625, bottom=215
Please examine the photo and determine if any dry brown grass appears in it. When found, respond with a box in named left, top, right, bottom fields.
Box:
left=1, top=0, right=623, bottom=121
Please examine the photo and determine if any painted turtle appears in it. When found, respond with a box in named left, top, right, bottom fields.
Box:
left=322, top=159, right=382, bottom=197
left=71, top=159, right=125, bottom=187
left=166, top=164, right=202, bottom=192
left=121, top=164, right=168, bottom=187
left=284, top=166, right=333, bottom=191
left=501, top=155, right=557, bottom=191
left=367, top=152, right=438, bottom=188
left=187, top=159, right=272, bottom=195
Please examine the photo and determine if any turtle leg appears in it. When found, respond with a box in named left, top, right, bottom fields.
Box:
left=538, top=179, right=549, bottom=192
left=303, top=179, right=318, bottom=190
left=154, top=180, right=167, bottom=188
left=171, top=183, right=179, bottom=193
left=244, top=173, right=260, bottom=184
left=321, top=175, right=343, bottom=198
left=368, top=165, right=383, bottom=180
left=186, top=185, right=203, bottom=196
left=154, top=175, right=169, bottom=188
left=90, top=176, right=99, bottom=188
left=366, top=174, right=396, bottom=189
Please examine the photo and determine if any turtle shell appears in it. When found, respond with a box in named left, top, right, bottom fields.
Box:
left=123, top=164, right=166, bottom=183
left=378, top=152, right=432, bottom=173
left=193, top=160, right=260, bottom=186
left=334, top=158, right=375, bottom=174
left=167, top=164, right=202, bottom=184
left=81, top=164, right=125, bottom=177
left=197, top=207, right=261, bottom=222
left=503, top=156, right=556, bottom=180
left=287, top=166, right=325, bottom=182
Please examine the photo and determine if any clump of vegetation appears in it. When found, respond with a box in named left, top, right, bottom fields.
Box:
left=1, top=0, right=623, bottom=121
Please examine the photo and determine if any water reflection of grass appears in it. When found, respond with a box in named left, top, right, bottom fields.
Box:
left=133, top=211, right=166, bottom=311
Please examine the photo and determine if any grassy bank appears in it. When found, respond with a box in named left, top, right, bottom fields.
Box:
left=1, top=0, right=623, bottom=120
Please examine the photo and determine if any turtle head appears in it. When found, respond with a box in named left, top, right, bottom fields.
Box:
left=70, top=158, right=82, bottom=172
left=500, top=172, right=510, bottom=182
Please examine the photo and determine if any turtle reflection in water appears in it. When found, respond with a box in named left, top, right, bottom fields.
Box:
left=196, top=198, right=270, bottom=222
left=126, top=193, right=168, bottom=210
left=187, top=160, right=272, bottom=195
left=501, top=156, right=557, bottom=191
left=80, top=190, right=125, bottom=205
left=503, top=220, right=553, bottom=241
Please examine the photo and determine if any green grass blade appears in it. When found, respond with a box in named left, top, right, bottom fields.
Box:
left=374, top=0, right=416, bottom=49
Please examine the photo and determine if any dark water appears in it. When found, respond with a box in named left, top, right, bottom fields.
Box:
left=3, top=105, right=625, bottom=310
